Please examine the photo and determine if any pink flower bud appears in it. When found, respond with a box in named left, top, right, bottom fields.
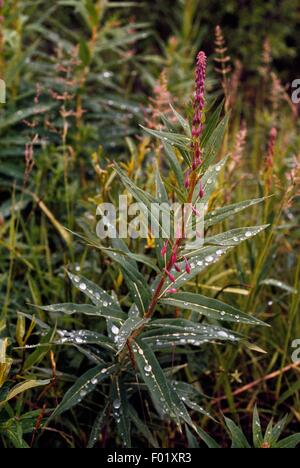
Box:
left=166, top=288, right=177, bottom=294
left=165, top=269, right=175, bottom=283
left=184, top=257, right=191, bottom=274
left=174, top=264, right=181, bottom=272
left=161, top=240, right=169, bottom=256
left=199, top=180, right=205, bottom=198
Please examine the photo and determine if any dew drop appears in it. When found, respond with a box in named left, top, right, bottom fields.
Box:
left=111, top=325, right=119, bottom=335
left=113, top=399, right=121, bottom=410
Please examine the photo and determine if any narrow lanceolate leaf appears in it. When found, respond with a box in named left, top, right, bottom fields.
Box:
left=205, top=198, right=266, bottom=228
left=225, top=417, right=251, bottom=449
left=157, top=246, right=232, bottom=295
left=252, top=406, right=263, bottom=448
left=193, top=157, right=228, bottom=204
left=68, top=272, right=122, bottom=311
left=88, top=402, right=110, bottom=448
left=23, top=327, right=57, bottom=371
left=131, top=339, right=176, bottom=419
left=116, top=307, right=149, bottom=353
left=128, top=405, right=159, bottom=448
left=205, top=225, right=269, bottom=246
left=0, top=380, right=50, bottom=407
left=56, top=330, right=116, bottom=352
left=140, top=125, right=190, bottom=151
left=40, top=303, right=127, bottom=321
left=160, top=292, right=267, bottom=326
left=50, top=364, right=117, bottom=419
left=112, top=379, right=131, bottom=448
left=114, top=165, right=174, bottom=240
left=109, top=239, right=152, bottom=314
left=143, top=319, right=240, bottom=348
left=163, top=143, right=184, bottom=186
left=170, top=387, right=220, bottom=448
left=276, top=434, right=300, bottom=449
left=202, top=113, right=230, bottom=170
left=260, top=279, right=298, bottom=294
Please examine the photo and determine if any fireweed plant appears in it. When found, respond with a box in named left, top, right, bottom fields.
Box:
left=39, top=52, right=273, bottom=448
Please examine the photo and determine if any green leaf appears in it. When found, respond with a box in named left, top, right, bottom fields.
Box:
left=140, top=125, right=190, bottom=152
left=129, top=405, right=159, bottom=448
left=116, top=306, right=149, bottom=353
left=225, top=417, right=251, bottom=448
left=79, top=38, right=91, bottom=66
left=260, top=279, right=298, bottom=294
left=143, top=319, right=240, bottom=348
left=56, top=329, right=116, bottom=352
left=50, top=364, right=117, bottom=419
left=112, top=379, right=131, bottom=448
left=68, top=272, right=122, bottom=311
left=202, top=113, right=230, bottom=170
left=276, top=434, right=300, bottom=448
left=205, top=225, right=269, bottom=246
left=163, top=143, right=184, bottom=186
left=131, top=339, right=175, bottom=419
left=193, top=157, right=228, bottom=204
left=23, top=327, right=56, bottom=371
left=252, top=406, right=263, bottom=448
left=40, top=303, right=126, bottom=321
left=88, top=402, right=110, bottom=448
left=158, top=245, right=233, bottom=294
left=205, top=198, right=266, bottom=228
left=160, top=293, right=266, bottom=326
left=0, top=380, right=50, bottom=407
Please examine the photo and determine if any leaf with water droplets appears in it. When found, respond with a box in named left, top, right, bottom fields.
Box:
left=88, top=402, right=110, bottom=448
left=140, top=126, right=190, bottom=151
left=205, top=225, right=269, bottom=246
left=112, top=379, right=131, bottom=448
left=131, top=339, right=176, bottom=420
left=160, top=292, right=267, bottom=326
left=56, top=329, right=116, bottom=352
left=49, top=364, right=117, bottom=420
left=143, top=319, right=240, bottom=349
left=193, top=157, right=228, bottom=204
left=205, top=198, right=266, bottom=228
left=68, top=272, right=122, bottom=312
left=163, top=143, right=184, bottom=186
left=40, top=303, right=127, bottom=322
left=260, top=279, right=298, bottom=294
left=202, top=113, right=230, bottom=170
left=252, top=405, right=263, bottom=448
left=157, top=245, right=232, bottom=294
left=225, top=417, right=251, bottom=448
left=116, top=307, right=149, bottom=353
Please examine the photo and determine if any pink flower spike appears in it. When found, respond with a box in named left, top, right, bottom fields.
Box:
left=184, top=256, right=191, bottom=274
left=161, top=240, right=169, bottom=256
left=165, top=269, right=175, bottom=283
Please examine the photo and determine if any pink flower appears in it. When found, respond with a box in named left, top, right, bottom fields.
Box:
left=174, top=264, right=181, bottom=273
